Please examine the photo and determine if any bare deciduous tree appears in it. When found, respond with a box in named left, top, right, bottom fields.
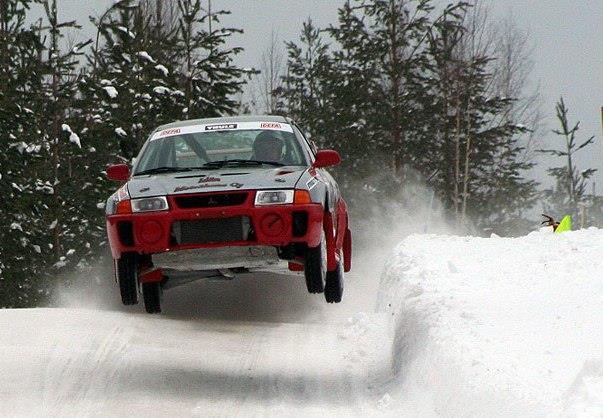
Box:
left=441, top=0, right=543, bottom=224
left=250, top=31, right=284, bottom=114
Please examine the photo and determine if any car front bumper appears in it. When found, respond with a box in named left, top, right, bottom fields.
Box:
left=106, top=191, right=324, bottom=259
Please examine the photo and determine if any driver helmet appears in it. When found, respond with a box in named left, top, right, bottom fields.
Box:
left=252, top=131, right=284, bottom=163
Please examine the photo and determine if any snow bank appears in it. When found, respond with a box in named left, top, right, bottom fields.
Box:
left=377, top=228, right=603, bottom=417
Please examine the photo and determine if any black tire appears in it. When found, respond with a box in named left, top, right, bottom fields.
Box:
left=325, top=252, right=344, bottom=303
left=116, top=253, right=138, bottom=306
left=305, top=229, right=327, bottom=294
left=142, top=282, right=161, bottom=314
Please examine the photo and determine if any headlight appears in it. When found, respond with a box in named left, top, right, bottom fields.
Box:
left=254, top=190, right=294, bottom=205
left=131, top=196, right=169, bottom=212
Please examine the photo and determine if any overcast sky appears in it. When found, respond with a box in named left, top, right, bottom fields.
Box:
left=31, top=0, right=603, bottom=188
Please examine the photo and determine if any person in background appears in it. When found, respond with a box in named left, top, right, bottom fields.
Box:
left=541, top=214, right=560, bottom=231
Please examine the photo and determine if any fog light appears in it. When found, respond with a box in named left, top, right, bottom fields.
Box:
left=140, top=220, right=163, bottom=244
left=260, top=213, right=285, bottom=237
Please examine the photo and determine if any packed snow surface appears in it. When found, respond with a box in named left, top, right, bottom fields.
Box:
left=1, top=228, right=601, bottom=416
left=378, top=228, right=603, bottom=417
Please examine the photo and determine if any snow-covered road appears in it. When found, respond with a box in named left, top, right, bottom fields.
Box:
left=1, top=259, right=392, bottom=417
left=0, top=307, right=389, bottom=417
left=2, top=228, right=602, bottom=417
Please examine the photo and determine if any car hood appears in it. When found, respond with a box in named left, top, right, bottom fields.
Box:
left=127, top=166, right=307, bottom=198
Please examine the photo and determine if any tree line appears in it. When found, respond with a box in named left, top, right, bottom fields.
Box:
left=0, top=0, right=599, bottom=307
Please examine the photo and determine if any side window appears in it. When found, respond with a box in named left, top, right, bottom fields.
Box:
left=293, top=125, right=316, bottom=160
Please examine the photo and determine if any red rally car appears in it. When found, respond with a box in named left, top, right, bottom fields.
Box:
left=105, top=115, right=352, bottom=313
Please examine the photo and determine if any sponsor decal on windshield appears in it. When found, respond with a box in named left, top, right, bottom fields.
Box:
left=205, top=123, right=238, bottom=131
left=260, top=122, right=281, bottom=129
left=151, top=121, right=293, bottom=140
left=159, top=128, right=181, bottom=137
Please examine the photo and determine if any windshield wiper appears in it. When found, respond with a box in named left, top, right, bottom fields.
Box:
left=201, top=159, right=284, bottom=169
left=134, top=166, right=194, bottom=176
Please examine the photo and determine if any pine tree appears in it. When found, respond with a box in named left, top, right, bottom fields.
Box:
left=416, top=3, right=537, bottom=233
left=83, top=1, right=184, bottom=161
left=175, top=0, right=253, bottom=119
left=0, top=0, right=91, bottom=305
left=279, top=19, right=333, bottom=140
left=0, top=0, right=49, bottom=307
left=84, top=0, right=253, bottom=162
left=278, top=17, right=382, bottom=209
left=278, top=0, right=539, bottom=233
left=539, top=97, right=597, bottom=222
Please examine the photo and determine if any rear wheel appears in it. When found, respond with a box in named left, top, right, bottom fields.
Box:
left=142, top=282, right=161, bottom=314
left=325, top=251, right=344, bottom=303
left=305, top=228, right=327, bottom=294
left=116, top=253, right=138, bottom=305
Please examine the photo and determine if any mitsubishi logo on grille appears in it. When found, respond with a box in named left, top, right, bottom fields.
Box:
left=207, top=197, right=218, bottom=206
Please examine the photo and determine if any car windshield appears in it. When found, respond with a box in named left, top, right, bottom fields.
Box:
left=134, top=126, right=307, bottom=175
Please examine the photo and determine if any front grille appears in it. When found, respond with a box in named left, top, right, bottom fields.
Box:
left=174, top=192, right=248, bottom=209
left=172, top=216, right=251, bottom=245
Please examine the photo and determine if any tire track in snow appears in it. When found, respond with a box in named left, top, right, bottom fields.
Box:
left=1, top=309, right=391, bottom=417
left=40, top=322, right=132, bottom=416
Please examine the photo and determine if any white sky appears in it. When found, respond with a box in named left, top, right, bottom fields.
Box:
left=31, top=0, right=603, bottom=189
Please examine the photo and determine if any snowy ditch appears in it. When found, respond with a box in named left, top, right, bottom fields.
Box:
left=374, top=228, right=603, bottom=417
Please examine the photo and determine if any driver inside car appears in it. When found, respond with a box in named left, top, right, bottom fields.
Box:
left=252, top=131, right=285, bottom=163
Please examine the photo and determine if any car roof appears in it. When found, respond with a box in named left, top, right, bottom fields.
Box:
left=152, top=115, right=292, bottom=132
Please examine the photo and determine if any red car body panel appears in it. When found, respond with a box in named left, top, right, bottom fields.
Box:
left=106, top=190, right=326, bottom=260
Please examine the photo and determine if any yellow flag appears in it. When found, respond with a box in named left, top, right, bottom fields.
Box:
left=555, top=215, right=572, bottom=233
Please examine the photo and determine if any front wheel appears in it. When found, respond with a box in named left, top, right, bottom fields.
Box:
left=325, top=251, right=344, bottom=303
left=142, top=282, right=161, bottom=314
left=116, top=253, right=138, bottom=306
left=305, top=229, right=327, bottom=294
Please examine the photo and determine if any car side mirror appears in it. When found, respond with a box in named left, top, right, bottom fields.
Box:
left=106, top=164, right=130, bottom=182
left=313, top=150, right=341, bottom=168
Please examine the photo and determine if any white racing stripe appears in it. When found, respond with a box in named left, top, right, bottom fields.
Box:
left=151, top=121, right=293, bottom=141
